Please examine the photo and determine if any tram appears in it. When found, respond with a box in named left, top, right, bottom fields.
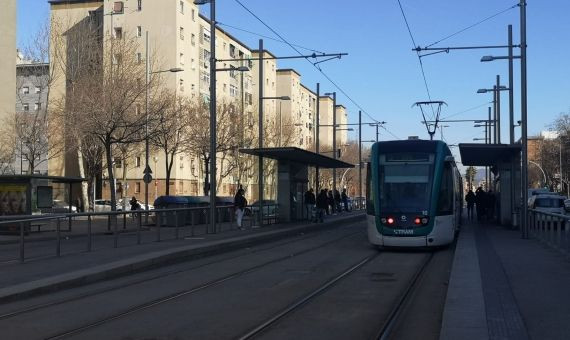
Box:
left=366, top=139, right=462, bottom=247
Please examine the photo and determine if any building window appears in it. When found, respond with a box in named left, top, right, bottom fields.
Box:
left=180, top=156, right=184, bottom=169
left=180, top=27, right=184, bottom=40
left=137, top=52, right=142, bottom=64
left=114, top=157, right=122, bottom=168
left=22, top=87, right=29, bottom=94
left=137, top=0, right=142, bottom=11
left=113, top=54, right=122, bottom=65
left=137, top=26, right=142, bottom=37
left=191, top=33, right=196, bottom=46
left=180, top=78, right=184, bottom=92
left=135, top=182, right=141, bottom=193
left=135, top=156, right=141, bottom=167
left=135, top=104, right=141, bottom=115
left=229, top=44, right=236, bottom=58
left=192, top=9, right=195, bottom=21
left=34, top=103, right=41, bottom=111
left=191, top=58, right=195, bottom=70
left=114, top=27, right=123, bottom=39
left=180, top=0, right=184, bottom=13
left=23, top=103, right=29, bottom=111
left=35, top=86, right=41, bottom=93
left=180, top=53, right=185, bottom=65
left=230, top=84, right=238, bottom=97
left=223, top=84, right=227, bottom=92
left=113, top=1, right=124, bottom=14
left=203, top=29, right=210, bottom=43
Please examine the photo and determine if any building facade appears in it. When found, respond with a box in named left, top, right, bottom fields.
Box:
left=49, top=0, right=349, bottom=204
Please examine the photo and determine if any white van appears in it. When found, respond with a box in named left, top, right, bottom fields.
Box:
left=528, top=194, right=565, bottom=215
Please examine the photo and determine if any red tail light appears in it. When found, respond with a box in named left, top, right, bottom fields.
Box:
left=414, top=217, right=421, bottom=225
left=387, top=217, right=395, bottom=225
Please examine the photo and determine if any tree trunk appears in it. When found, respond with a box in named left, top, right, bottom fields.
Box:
left=203, top=154, right=210, bottom=196
left=164, top=149, right=172, bottom=196
left=76, top=144, right=90, bottom=212
left=105, top=140, right=117, bottom=211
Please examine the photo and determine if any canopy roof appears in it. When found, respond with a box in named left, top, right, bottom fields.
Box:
left=240, top=147, right=354, bottom=169
left=459, top=143, right=521, bottom=166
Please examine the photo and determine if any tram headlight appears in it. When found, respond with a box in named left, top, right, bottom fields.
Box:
left=380, top=217, right=387, bottom=224
left=421, top=217, right=429, bottom=225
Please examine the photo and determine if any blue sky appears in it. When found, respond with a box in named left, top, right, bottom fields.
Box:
left=17, top=0, right=570, bottom=166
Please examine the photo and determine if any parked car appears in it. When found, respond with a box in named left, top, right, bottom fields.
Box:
left=246, top=200, right=278, bottom=217
left=564, top=199, right=570, bottom=213
left=528, top=194, right=565, bottom=215
left=94, top=199, right=115, bottom=212
left=41, top=200, right=77, bottom=214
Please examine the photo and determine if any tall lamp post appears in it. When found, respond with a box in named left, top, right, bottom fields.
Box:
left=145, top=29, right=183, bottom=223
left=324, top=92, right=337, bottom=192
left=477, top=81, right=508, bottom=144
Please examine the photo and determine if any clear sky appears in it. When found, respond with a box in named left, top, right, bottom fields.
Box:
left=17, top=0, right=570, bottom=167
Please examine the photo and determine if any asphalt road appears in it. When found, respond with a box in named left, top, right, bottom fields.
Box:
left=0, top=221, right=455, bottom=340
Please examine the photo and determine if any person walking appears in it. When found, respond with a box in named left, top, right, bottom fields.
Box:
left=341, top=189, right=349, bottom=212
left=316, top=189, right=328, bottom=223
left=234, top=189, right=247, bottom=230
left=334, top=190, right=342, bottom=214
left=327, top=190, right=334, bottom=215
left=465, top=190, right=476, bottom=220
left=304, top=188, right=316, bottom=221
left=475, top=187, right=486, bottom=221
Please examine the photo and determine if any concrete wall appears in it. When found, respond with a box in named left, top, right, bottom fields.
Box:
left=0, top=0, right=16, bottom=123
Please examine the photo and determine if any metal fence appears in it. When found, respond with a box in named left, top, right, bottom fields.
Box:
left=0, top=204, right=280, bottom=263
left=528, top=209, right=570, bottom=254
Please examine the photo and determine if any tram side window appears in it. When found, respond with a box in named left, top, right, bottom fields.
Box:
left=437, top=163, right=454, bottom=215
left=366, top=162, right=375, bottom=215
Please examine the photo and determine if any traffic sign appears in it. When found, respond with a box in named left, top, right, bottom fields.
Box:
left=143, top=173, right=152, bottom=184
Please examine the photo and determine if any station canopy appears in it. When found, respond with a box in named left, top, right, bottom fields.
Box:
left=239, top=147, right=354, bottom=169
left=458, top=143, right=521, bottom=166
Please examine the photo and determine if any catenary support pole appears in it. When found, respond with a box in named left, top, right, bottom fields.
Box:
left=521, top=0, right=529, bottom=239
left=508, top=25, right=515, bottom=145
left=332, top=92, right=337, bottom=194
left=258, top=39, right=264, bottom=227
left=315, top=83, right=320, bottom=191
left=209, top=0, right=217, bottom=233
left=497, top=75, right=501, bottom=144
left=358, top=110, right=362, bottom=207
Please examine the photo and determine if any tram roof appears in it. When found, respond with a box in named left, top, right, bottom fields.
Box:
left=458, top=143, right=521, bottom=166
left=239, top=147, right=354, bottom=169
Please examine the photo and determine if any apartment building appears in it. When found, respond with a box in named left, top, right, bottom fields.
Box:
left=318, top=96, right=348, bottom=153
left=49, top=0, right=348, bottom=202
left=276, top=69, right=317, bottom=149
left=15, top=59, right=50, bottom=175
left=0, top=0, right=16, bottom=123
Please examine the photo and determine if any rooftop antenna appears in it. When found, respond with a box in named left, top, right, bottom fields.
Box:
left=413, top=101, right=447, bottom=140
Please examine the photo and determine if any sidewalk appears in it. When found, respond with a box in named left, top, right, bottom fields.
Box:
left=0, top=211, right=365, bottom=304
left=440, top=218, right=570, bottom=340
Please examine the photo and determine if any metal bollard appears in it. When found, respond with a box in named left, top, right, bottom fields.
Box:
left=113, top=214, right=118, bottom=248
left=137, top=211, right=142, bottom=245
left=56, top=218, right=61, bottom=257
left=87, top=215, right=92, bottom=252
left=19, top=221, right=25, bottom=263
left=156, top=211, right=161, bottom=242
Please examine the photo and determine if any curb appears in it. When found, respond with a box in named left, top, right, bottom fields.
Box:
left=0, top=213, right=365, bottom=304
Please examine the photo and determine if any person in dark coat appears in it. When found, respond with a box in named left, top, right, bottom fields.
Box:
left=334, top=190, right=342, bottom=213
left=327, top=190, right=334, bottom=214
left=475, top=187, right=486, bottom=221
left=465, top=190, right=476, bottom=220
left=316, top=189, right=329, bottom=223
left=304, top=188, right=316, bottom=221
left=341, top=189, right=349, bottom=212
left=234, top=189, right=248, bottom=229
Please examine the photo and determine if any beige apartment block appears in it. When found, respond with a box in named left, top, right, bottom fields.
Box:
left=0, top=0, right=16, bottom=125
left=276, top=69, right=317, bottom=149
left=317, top=96, right=349, bottom=153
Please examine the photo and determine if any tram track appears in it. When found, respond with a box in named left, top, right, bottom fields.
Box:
left=0, top=226, right=363, bottom=321
left=237, top=252, right=380, bottom=340
left=3, top=229, right=365, bottom=339
left=375, top=252, right=435, bottom=340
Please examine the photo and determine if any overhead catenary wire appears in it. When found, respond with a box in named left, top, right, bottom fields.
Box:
left=396, top=0, right=436, bottom=120
left=442, top=101, right=493, bottom=120
left=232, top=0, right=393, bottom=135
left=425, top=3, right=519, bottom=48
left=217, top=22, right=325, bottom=54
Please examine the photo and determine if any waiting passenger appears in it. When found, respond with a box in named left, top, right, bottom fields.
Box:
left=316, top=189, right=329, bottom=223
left=465, top=190, right=476, bottom=220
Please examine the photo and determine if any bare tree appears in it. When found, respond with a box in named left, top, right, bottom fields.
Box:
left=149, top=92, right=191, bottom=196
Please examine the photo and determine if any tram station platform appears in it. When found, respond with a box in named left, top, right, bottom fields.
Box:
left=440, top=218, right=570, bottom=340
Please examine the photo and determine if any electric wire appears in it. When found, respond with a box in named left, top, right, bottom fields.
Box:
left=396, top=0, right=436, bottom=121
left=217, top=22, right=325, bottom=54
left=442, top=101, right=493, bottom=120
left=425, top=3, right=519, bottom=48
left=232, top=0, right=395, bottom=137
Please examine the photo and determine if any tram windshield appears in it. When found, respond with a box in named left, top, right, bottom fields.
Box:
left=379, top=162, right=433, bottom=213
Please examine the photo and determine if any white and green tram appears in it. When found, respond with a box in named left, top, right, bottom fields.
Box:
left=366, top=140, right=462, bottom=247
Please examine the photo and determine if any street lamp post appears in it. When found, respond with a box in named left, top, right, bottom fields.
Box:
left=315, top=83, right=320, bottom=191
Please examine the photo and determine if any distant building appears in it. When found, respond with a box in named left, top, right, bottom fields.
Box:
left=0, top=0, right=16, bottom=131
